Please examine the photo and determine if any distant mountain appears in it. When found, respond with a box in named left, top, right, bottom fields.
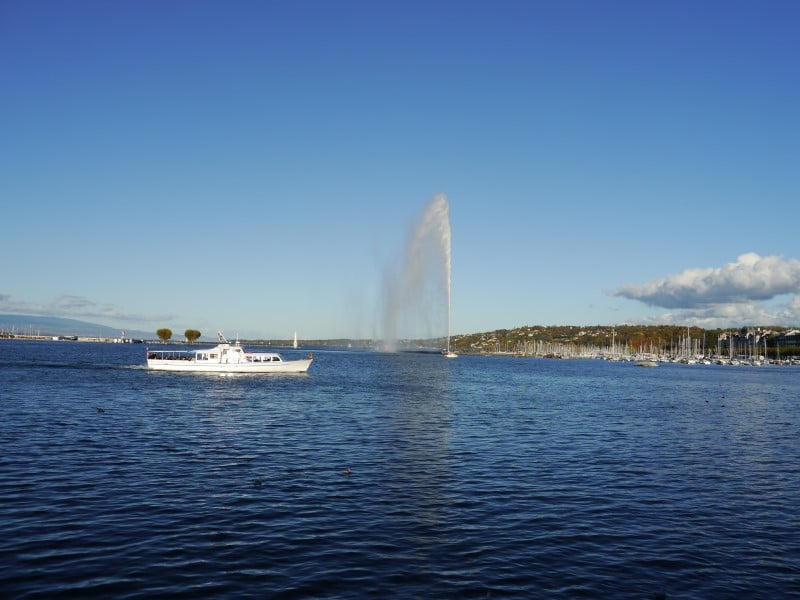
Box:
left=0, top=314, right=154, bottom=339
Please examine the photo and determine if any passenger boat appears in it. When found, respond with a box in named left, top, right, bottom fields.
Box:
left=146, top=334, right=312, bottom=373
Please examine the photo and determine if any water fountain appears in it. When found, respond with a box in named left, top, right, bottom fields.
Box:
left=380, top=193, right=454, bottom=355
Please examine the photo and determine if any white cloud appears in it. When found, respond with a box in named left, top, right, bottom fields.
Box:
left=54, top=295, right=97, bottom=311
left=0, top=294, right=170, bottom=323
left=612, top=253, right=800, bottom=327
left=613, top=253, right=800, bottom=308
left=629, top=302, right=795, bottom=329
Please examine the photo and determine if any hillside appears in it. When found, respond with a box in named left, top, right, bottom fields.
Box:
left=446, top=324, right=797, bottom=357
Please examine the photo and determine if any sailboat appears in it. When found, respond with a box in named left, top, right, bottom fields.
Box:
left=293, top=331, right=298, bottom=349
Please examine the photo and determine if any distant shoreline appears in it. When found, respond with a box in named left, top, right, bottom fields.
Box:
left=3, top=322, right=800, bottom=361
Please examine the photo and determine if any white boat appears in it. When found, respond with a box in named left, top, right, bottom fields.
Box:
left=146, top=334, right=312, bottom=374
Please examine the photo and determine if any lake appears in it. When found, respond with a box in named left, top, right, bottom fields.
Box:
left=1, top=340, right=798, bottom=598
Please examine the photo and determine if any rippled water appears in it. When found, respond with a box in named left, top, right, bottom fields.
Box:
left=1, top=340, right=799, bottom=598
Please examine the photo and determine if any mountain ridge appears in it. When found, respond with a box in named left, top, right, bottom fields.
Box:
left=0, top=314, right=154, bottom=339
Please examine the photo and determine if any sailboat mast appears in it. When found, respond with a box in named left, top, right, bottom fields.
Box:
left=443, top=289, right=457, bottom=358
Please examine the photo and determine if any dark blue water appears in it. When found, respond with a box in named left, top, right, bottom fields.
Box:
left=1, top=340, right=799, bottom=598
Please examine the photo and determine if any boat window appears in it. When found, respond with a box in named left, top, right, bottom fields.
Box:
left=210, top=353, right=217, bottom=359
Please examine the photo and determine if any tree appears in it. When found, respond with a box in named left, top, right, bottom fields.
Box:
left=185, top=329, right=201, bottom=344
left=156, top=328, right=173, bottom=343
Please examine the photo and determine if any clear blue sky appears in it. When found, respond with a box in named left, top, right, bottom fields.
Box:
left=2, top=0, right=798, bottom=340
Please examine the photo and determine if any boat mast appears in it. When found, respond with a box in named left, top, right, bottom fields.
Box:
left=446, top=274, right=452, bottom=353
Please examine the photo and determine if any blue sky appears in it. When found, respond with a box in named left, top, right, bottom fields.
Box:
left=2, top=0, right=798, bottom=340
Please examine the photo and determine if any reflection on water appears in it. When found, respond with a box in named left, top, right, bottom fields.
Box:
left=376, top=353, right=455, bottom=542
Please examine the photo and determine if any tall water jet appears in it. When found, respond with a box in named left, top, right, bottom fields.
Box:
left=380, top=193, right=452, bottom=351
